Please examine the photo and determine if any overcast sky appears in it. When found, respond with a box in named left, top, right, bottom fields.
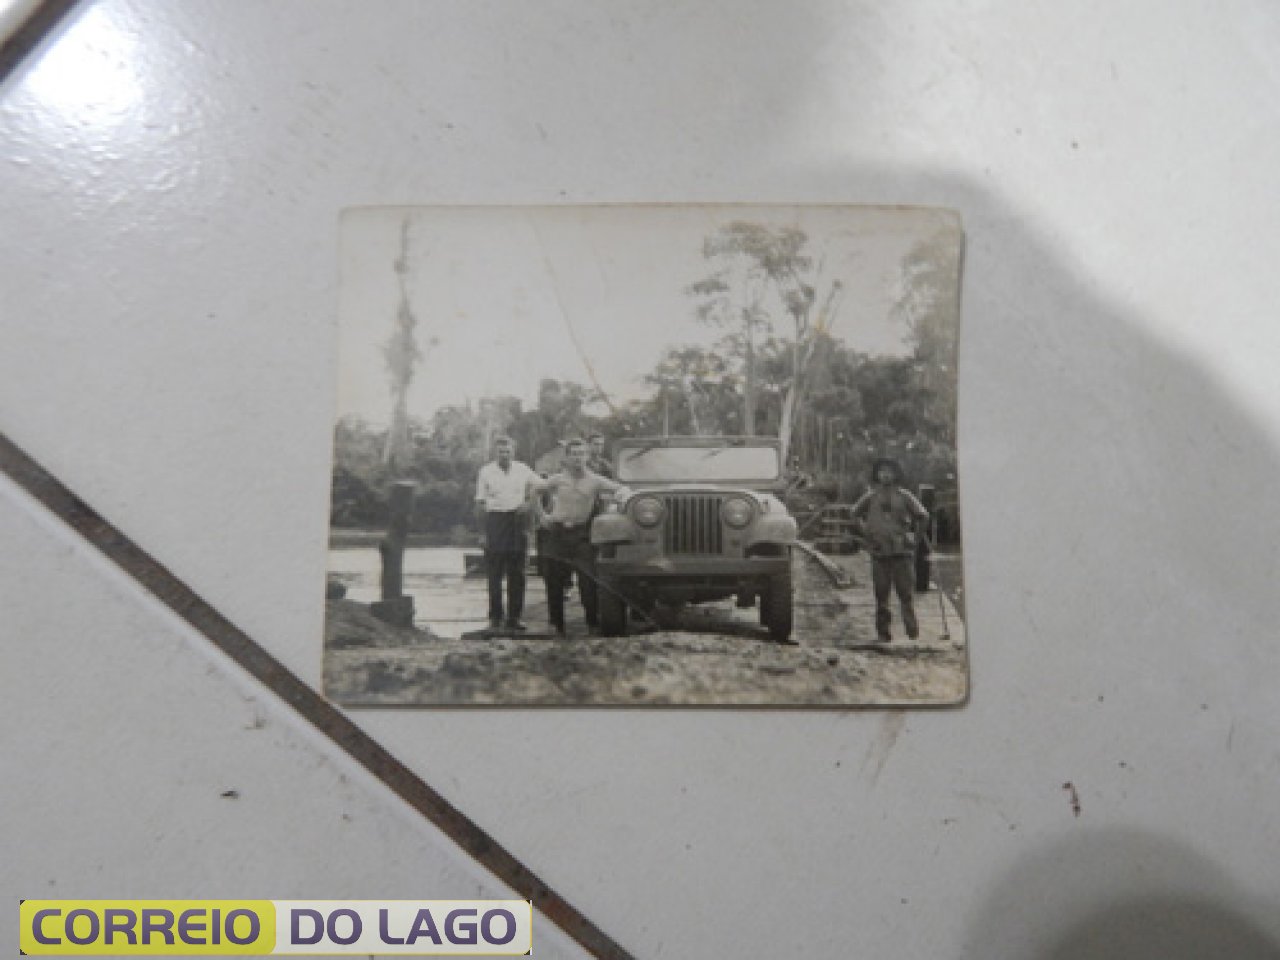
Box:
left=336, top=205, right=959, bottom=427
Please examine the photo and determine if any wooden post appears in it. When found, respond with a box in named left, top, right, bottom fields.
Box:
left=371, top=480, right=417, bottom=627
left=916, top=483, right=936, bottom=592
left=379, top=480, right=416, bottom=598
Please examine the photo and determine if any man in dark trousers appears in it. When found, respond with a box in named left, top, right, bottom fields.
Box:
left=587, top=433, right=613, bottom=478
left=851, top=458, right=930, bottom=643
left=534, top=438, right=629, bottom=636
left=474, top=436, right=538, bottom=632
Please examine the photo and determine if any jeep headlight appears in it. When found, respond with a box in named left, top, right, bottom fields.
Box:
left=721, top=496, right=755, bottom=529
left=630, top=495, right=665, bottom=528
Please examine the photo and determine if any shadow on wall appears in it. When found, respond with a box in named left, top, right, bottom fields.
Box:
left=961, top=826, right=1280, bottom=959
left=746, top=160, right=1280, bottom=742
left=701, top=165, right=1280, bottom=951
left=780, top=163, right=1280, bottom=658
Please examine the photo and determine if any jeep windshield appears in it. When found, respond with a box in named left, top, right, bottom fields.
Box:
left=616, top=442, right=781, bottom=483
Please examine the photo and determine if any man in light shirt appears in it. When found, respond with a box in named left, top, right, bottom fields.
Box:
left=534, top=438, right=630, bottom=636
left=474, top=436, right=538, bottom=632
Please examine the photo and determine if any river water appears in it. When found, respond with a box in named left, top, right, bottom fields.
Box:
left=327, top=546, right=491, bottom=636
left=328, top=545, right=472, bottom=589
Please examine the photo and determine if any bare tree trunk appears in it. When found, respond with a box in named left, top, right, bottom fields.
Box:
left=781, top=282, right=842, bottom=462
left=742, top=307, right=756, bottom=435
left=685, top=382, right=703, bottom=436
left=384, top=387, right=410, bottom=471
left=382, top=217, right=420, bottom=472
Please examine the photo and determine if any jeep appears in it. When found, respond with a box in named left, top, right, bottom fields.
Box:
left=590, top=436, right=798, bottom=642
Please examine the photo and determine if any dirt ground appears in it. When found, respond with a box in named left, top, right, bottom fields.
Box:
left=324, top=551, right=967, bottom=707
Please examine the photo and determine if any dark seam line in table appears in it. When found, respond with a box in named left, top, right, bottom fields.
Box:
left=0, top=0, right=83, bottom=83
left=2, top=10, right=631, bottom=953
left=1, top=443, right=636, bottom=959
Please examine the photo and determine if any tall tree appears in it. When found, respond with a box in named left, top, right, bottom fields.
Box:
left=645, top=344, right=741, bottom=436
left=891, top=228, right=961, bottom=442
left=687, top=222, right=842, bottom=455
left=428, top=403, right=486, bottom=463
left=535, top=379, right=597, bottom=445
left=687, top=222, right=801, bottom=434
left=382, top=216, right=423, bottom=470
left=777, top=277, right=844, bottom=460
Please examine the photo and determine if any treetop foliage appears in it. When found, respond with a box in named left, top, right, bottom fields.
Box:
left=335, top=220, right=959, bottom=538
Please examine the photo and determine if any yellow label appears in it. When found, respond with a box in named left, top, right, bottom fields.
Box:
left=20, top=901, right=276, bottom=955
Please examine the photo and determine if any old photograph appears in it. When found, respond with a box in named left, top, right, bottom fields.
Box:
left=324, top=205, right=965, bottom=706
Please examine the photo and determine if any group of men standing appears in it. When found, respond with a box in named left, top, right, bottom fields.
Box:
left=473, top=434, right=623, bottom=636
left=474, top=435, right=936, bottom=645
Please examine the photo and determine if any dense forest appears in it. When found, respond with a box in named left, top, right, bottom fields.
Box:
left=331, top=222, right=959, bottom=543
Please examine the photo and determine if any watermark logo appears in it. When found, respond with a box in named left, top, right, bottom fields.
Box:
left=19, top=900, right=531, bottom=956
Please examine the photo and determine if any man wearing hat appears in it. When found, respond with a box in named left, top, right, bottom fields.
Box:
left=851, top=458, right=931, bottom=643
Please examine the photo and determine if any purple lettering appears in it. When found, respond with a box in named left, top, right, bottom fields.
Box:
left=326, top=909, right=361, bottom=946
left=140, top=909, right=174, bottom=945
left=481, top=909, right=517, bottom=945
left=64, top=909, right=99, bottom=946
left=406, top=909, right=442, bottom=945
left=379, top=909, right=405, bottom=945
left=32, top=909, right=61, bottom=945
left=291, top=909, right=325, bottom=945
left=445, top=909, right=478, bottom=945
left=224, top=909, right=259, bottom=946
left=104, top=909, right=137, bottom=945
left=178, top=909, right=206, bottom=944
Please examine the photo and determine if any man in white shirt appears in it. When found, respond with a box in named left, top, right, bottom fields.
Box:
left=474, top=436, right=538, bottom=631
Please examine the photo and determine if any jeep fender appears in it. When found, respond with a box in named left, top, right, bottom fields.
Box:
left=746, top=514, right=798, bottom=548
left=591, top=513, right=635, bottom=546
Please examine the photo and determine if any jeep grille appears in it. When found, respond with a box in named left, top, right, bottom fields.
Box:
left=662, top=494, right=724, bottom=555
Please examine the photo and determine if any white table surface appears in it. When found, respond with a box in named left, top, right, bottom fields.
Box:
left=3, top=2, right=1279, bottom=956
